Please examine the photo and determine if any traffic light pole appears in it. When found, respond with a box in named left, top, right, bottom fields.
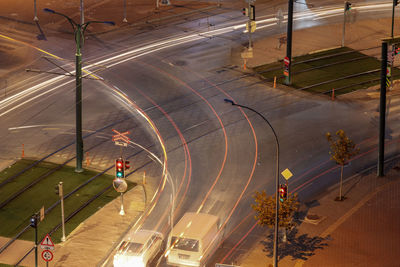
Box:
left=378, top=41, right=388, bottom=177
left=285, top=0, right=293, bottom=85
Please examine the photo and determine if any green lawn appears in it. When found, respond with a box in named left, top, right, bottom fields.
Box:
left=253, top=47, right=400, bottom=95
left=0, top=159, right=135, bottom=243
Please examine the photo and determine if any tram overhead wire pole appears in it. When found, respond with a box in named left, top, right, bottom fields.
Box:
left=43, top=8, right=114, bottom=172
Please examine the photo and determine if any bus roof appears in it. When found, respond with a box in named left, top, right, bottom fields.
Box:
left=171, top=213, right=219, bottom=239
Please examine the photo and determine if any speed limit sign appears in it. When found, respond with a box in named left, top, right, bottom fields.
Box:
left=41, top=250, right=53, bottom=262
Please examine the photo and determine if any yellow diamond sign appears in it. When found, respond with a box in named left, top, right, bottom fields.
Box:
left=281, top=168, right=293, bottom=180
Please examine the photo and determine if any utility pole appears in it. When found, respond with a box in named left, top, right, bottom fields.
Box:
left=392, top=0, right=398, bottom=38
left=33, top=0, right=38, bottom=21
left=80, top=0, right=84, bottom=25
left=378, top=40, right=388, bottom=176
left=123, top=0, right=128, bottom=22
left=248, top=1, right=253, bottom=51
left=58, top=182, right=66, bottom=241
left=44, top=8, right=114, bottom=172
left=342, top=2, right=351, bottom=47
left=285, top=0, right=294, bottom=85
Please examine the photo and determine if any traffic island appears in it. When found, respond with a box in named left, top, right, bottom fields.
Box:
left=252, top=46, right=400, bottom=96
left=0, top=159, right=135, bottom=245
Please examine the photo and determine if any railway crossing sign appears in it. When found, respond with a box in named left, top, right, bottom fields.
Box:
left=112, top=129, right=130, bottom=147
left=41, top=250, right=53, bottom=262
left=40, top=234, right=55, bottom=250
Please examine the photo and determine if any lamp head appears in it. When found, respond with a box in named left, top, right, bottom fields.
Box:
left=43, top=8, right=55, bottom=14
left=103, top=21, right=115, bottom=26
left=224, top=98, right=235, bottom=105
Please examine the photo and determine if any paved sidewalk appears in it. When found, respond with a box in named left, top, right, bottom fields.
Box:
left=240, top=162, right=400, bottom=267
left=0, top=173, right=149, bottom=267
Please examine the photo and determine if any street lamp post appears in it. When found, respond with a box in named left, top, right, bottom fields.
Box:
left=224, top=99, right=280, bottom=267
left=43, top=8, right=114, bottom=172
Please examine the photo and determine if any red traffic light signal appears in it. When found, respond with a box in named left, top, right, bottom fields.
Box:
left=115, top=158, right=124, bottom=178
left=242, top=7, right=248, bottom=16
left=279, top=184, right=287, bottom=202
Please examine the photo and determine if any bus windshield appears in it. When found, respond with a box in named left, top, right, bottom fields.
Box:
left=171, top=237, right=199, bottom=252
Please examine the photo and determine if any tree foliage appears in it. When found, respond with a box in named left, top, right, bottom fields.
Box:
left=325, top=129, right=359, bottom=166
left=252, top=190, right=299, bottom=230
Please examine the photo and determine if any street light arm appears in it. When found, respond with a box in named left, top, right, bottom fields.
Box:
left=224, top=99, right=279, bottom=147
left=224, top=98, right=280, bottom=267
left=43, top=8, right=77, bottom=31
left=82, top=21, right=115, bottom=34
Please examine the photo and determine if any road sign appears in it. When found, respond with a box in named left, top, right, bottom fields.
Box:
left=241, top=50, right=253, bottom=59
left=41, top=250, right=53, bottom=262
left=284, top=56, right=290, bottom=66
left=113, top=178, right=128, bottom=193
left=281, top=168, right=293, bottom=180
left=40, top=206, right=45, bottom=222
left=112, top=129, right=130, bottom=146
left=40, top=234, right=55, bottom=250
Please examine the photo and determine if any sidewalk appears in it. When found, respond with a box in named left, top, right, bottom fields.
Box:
left=0, top=173, right=150, bottom=267
left=240, top=161, right=400, bottom=267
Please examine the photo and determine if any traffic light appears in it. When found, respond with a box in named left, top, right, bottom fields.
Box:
left=115, top=158, right=125, bottom=178
left=124, top=161, right=130, bottom=170
left=30, top=215, right=38, bottom=228
left=242, top=7, right=248, bottom=16
left=345, top=1, right=352, bottom=11
left=250, top=5, right=255, bottom=21
left=395, top=0, right=399, bottom=7
left=279, top=184, right=287, bottom=202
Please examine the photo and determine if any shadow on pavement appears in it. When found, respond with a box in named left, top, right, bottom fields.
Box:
left=260, top=228, right=329, bottom=261
left=35, top=21, right=46, bottom=41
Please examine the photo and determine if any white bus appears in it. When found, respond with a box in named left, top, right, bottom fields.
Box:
left=167, top=212, right=220, bottom=267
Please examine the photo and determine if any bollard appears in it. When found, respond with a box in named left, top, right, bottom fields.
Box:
left=332, top=88, right=335, bottom=101
left=86, top=152, right=90, bottom=166
left=274, top=76, right=277, bottom=88
left=22, top=144, right=24, bottom=158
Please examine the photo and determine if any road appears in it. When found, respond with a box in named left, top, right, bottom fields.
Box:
left=1, top=0, right=400, bottom=266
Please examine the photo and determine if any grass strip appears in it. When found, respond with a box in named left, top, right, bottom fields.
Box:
left=0, top=159, right=135, bottom=243
left=253, top=47, right=400, bottom=95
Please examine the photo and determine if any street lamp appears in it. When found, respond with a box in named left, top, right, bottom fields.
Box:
left=224, top=99, right=280, bottom=267
left=43, top=8, right=115, bottom=172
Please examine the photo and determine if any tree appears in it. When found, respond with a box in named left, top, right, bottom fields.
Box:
left=252, top=190, right=299, bottom=242
left=326, top=129, right=359, bottom=201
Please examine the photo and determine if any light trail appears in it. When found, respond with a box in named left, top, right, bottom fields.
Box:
left=0, top=2, right=393, bottom=117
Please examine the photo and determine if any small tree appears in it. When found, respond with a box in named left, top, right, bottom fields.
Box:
left=252, top=190, right=299, bottom=242
left=326, top=129, right=359, bottom=201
